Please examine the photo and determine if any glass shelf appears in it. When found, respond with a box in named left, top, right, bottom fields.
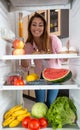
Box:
left=0, top=80, right=79, bottom=90
left=0, top=53, right=79, bottom=60
left=0, top=127, right=79, bottom=130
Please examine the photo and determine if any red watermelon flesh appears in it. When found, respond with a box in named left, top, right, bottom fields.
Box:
left=42, top=68, right=72, bottom=83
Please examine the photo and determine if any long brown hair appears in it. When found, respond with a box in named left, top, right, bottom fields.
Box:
left=26, top=12, right=50, bottom=51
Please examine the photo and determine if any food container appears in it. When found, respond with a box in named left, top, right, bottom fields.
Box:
left=5, top=72, right=22, bottom=85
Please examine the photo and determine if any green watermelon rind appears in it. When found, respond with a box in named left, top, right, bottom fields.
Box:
left=52, top=71, right=72, bottom=83
left=42, top=68, right=72, bottom=83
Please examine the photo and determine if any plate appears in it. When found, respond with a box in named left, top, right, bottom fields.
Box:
left=27, top=79, right=56, bottom=85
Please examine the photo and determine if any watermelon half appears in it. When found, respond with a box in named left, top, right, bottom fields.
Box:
left=42, top=68, right=72, bottom=83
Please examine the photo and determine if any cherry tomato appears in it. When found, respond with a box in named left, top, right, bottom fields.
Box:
left=39, top=117, right=48, bottom=128
left=28, top=118, right=40, bottom=130
left=13, top=78, right=24, bottom=85
left=22, top=116, right=31, bottom=128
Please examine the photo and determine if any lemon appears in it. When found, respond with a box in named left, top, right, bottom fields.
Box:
left=26, top=73, right=39, bottom=82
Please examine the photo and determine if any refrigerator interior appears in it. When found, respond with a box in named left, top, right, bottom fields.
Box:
left=0, top=0, right=80, bottom=129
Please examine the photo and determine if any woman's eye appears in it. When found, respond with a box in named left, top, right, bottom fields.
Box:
left=32, top=23, right=44, bottom=27
left=33, top=25, right=44, bottom=27
left=39, top=25, right=44, bottom=27
left=32, top=24, right=36, bottom=26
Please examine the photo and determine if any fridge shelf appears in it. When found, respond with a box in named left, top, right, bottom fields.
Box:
left=0, top=127, right=78, bottom=130
left=0, top=53, right=79, bottom=60
left=0, top=80, right=79, bottom=90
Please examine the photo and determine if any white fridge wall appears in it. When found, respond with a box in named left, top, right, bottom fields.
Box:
left=69, top=0, right=80, bottom=81
left=69, top=0, right=80, bottom=127
left=69, top=0, right=80, bottom=48
left=0, top=2, right=23, bottom=128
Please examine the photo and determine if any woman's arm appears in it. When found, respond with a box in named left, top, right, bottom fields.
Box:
left=51, top=35, right=68, bottom=62
left=51, top=35, right=62, bottom=53
left=21, top=43, right=33, bottom=68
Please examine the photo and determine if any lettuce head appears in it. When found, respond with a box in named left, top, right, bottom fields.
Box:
left=31, top=102, right=48, bottom=118
left=46, top=96, right=77, bottom=129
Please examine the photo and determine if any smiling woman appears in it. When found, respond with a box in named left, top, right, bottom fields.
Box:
left=22, top=9, right=69, bottom=101
left=21, top=12, right=64, bottom=107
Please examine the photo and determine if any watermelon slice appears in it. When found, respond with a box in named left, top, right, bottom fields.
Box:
left=42, top=68, right=72, bottom=83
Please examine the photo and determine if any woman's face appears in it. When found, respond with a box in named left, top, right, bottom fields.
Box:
left=30, top=17, right=44, bottom=38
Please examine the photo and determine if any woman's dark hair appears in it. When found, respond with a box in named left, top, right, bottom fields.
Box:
left=26, top=12, right=50, bottom=51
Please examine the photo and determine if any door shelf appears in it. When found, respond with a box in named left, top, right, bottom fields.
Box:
left=2, top=37, right=14, bottom=43
left=0, top=53, right=78, bottom=60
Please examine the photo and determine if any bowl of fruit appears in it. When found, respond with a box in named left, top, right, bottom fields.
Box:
left=5, top=72, right=24, bottom=85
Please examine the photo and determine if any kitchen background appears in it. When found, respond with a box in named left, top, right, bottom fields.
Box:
left=0, top=0, right=80, bottom=129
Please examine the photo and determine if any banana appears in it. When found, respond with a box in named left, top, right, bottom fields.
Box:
left=12, top=108, right=27, bottom=117
left=2, top=116, right=15, bottom=127
left=9, top=119, right=20, bottom=128
left=4, top=105, right=23, bottom=119
left=8, top=105, right=23, bottom=113
left=2, top=105, right=30, bottom=128
left=17, top=112, right=31, bottom=121
left=4, top=111, right=12, bottom=120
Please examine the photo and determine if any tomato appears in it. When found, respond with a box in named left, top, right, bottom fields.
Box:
left=22, top=116, right=31, bottom=128
left=39, top=117, right=48, bottom=128
left=28, top=118, right=40, bottom=130
left=13, top=78, right=24, bottom=85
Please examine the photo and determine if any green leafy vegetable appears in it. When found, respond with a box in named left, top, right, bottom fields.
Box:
left=46, top=96, right=77, bottom=129
left=31, top=102, right=48, bottom=118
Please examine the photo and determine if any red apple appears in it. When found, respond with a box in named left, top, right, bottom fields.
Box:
left=13, top=39, right=24, bottom=49
left=12, top=49, right=25, bottom=55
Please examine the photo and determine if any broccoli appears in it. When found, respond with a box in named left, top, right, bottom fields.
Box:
left=46, top=96, right=77, bottom=129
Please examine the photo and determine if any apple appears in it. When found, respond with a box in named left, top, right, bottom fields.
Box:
left=12, top=49, right=25, bottom=55
left=13, top=39, right=24, bottom=49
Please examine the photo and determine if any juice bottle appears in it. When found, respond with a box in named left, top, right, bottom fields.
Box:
left=18, top=12, right=23, bottom=38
